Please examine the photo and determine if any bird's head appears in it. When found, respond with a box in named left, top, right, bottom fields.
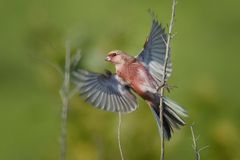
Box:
left=105, top=50, right=131, bottom=65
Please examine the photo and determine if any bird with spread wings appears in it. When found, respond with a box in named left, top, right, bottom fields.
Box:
left=73, top=10, right=188, bottom=140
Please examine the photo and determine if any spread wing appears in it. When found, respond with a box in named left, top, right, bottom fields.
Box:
left=135, top=10, right=172, bottom=86
left=73, top=69, right=139, bottom=113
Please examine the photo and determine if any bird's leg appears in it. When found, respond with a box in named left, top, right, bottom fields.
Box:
left=156, top=83, right=165, bottom=91
left=156, top=83, right=177, bottom=93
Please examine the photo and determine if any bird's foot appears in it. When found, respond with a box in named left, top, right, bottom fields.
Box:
left=157, top=83, right=177, bottom=93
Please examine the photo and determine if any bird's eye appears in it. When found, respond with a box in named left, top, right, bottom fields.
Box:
left=113, top=53, right=117, bottom=56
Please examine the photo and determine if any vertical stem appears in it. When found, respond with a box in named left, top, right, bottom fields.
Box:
left=159, top=92, right=164, bottom=160
left=59, top=41, right=71, bottom=160
left=190, top=123, right=199, bottom=160
left=159, top=1, right=177, bottom=160
left=190, top=123, right=209, bottom=160
left=118, top=113, right=124, bottom=160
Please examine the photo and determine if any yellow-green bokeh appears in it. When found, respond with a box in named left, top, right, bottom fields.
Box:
left=1, top=0, right=240, bottom=159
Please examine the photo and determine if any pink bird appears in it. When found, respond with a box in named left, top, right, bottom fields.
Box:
left=74, top=11, right=188, bottom=140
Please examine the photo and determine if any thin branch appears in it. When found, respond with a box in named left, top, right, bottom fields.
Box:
left=118, top=113, right=124, bottom=160
left=196, top=135, right=200, bottom=141
left=190, top=122, right=209, bottom=160
left=68, top=49, right=82, bottom=100
left=70, top=49, right=82, bottom=70
left=198, top=145, right=209, bottom=153
left=190, top=122, right=198, bottom=160
left=172, top=19, right=177, bottom=26
left=30, top=41, right=81, bottom=160
left=161, top=35, right=167, bottom=45
left=159, top=1, right=177, bottom=160
left=171, top=32, right=178, bottom=39
left=59, top=40, right=71, bottom=160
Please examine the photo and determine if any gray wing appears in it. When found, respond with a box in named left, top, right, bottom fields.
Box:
left=73, top=69, right=139, bottom=113
left=135, top=10, right=172, bottom=86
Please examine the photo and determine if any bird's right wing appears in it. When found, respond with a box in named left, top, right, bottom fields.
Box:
left=73, top=69, right=139, bottom=113
left=135, top=10, right=172, bottom=86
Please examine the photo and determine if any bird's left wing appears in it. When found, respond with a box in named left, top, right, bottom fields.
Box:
left=73, top=69, right=139, bottom=113
left=135, top=10, right=172, bottom=86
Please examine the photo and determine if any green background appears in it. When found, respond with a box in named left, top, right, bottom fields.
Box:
left=1, top=0, right=240, bottom=159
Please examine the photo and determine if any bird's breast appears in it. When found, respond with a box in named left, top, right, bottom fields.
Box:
left=117, top=61, right=157, bottom=101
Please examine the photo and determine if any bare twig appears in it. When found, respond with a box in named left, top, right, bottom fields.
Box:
left=190, top=122, right=198, bottom=160
left=198, top=145, right=209, bottom=153
left=171, top=32, right=178, bottom=39
left=161, top=35, right=167, bottom=45
left=59, top=41, right=71, bottom=160
left=30, top=40, right=81, bottom=160
left=172, top=19, right=177, bottom=27
left=159, top=1, right=177, bottom=160
left=58, top=42, right=81, bottom=160
left=118, top=113, right=124, bottom=160
left=190, top=122, right=209, bottom=160
left=69, top=49, right=82, bottom=99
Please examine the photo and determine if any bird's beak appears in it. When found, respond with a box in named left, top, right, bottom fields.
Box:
left=105, top=56, right=111, bottom=61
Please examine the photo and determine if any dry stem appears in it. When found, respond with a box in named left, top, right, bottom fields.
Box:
left=118, top=113, right=124, bottom=160
left=190, top=122, right=209, bottom=160
left=59, top=41, right=71, bottom=160
left=159, top=1, right=177, bottom=160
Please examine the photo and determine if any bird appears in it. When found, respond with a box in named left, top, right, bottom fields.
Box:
left=73, top=10, right=188, bottom=140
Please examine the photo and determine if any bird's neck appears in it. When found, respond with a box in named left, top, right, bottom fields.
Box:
left=115, top=57, right=136, bottom=70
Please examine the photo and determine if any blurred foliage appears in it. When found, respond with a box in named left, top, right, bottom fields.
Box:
left=1, top=0, right=240, bottom=160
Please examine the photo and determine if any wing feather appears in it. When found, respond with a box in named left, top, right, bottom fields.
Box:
left=73, top=69, right=139, bottom=113
left=135, top=10, right=172, bottom=86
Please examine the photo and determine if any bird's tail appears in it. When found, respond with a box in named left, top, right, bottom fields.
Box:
left=149, top=96, right=188, bottom=140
